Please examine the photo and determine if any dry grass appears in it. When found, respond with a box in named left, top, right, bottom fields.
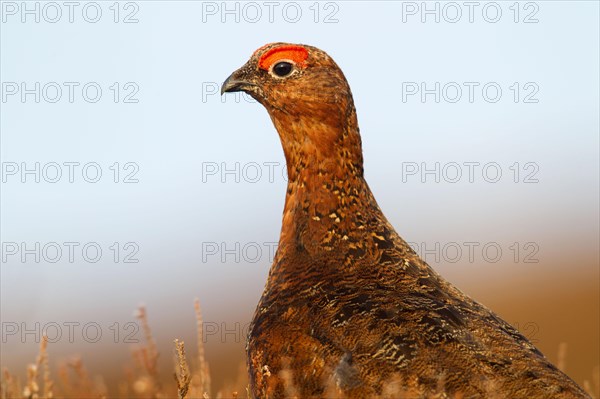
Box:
left=584, top=366, right=600, bottom=399
left=0, top=300, right=220, bottom=399
left=193, top=298, right=211, bottom=397
left=1, top=335, right=58, bottom=399
left=1, top=301, right=597, bottom=399
left=57, top=357, right=105, bottom=399
left=132, top=305, right=162, bottom=397
left=173, top=339, right=191, bottom=399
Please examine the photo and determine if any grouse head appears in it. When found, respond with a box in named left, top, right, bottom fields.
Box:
left=221, top=43, right=363, bottom=180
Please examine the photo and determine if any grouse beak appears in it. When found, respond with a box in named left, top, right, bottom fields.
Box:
left=221, top=70, right=255, bottom=95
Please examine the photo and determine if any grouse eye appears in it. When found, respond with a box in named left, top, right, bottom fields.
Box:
left=272, top=61, right=294, bottom=77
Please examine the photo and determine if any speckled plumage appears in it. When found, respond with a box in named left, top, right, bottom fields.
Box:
left=221, top=43, right=589, bottom=399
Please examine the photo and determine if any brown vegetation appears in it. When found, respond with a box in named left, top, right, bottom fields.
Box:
left=1, top=300, right=597, bottom=399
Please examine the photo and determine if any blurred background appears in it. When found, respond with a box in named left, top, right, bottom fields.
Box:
left=1, top=1, right=598, bottom=397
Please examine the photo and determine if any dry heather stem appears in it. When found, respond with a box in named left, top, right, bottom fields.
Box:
left=2, top=368, right=18, bottom=399
left=23, top=360, right=39, bottom=398
left=135, top=305, right=162, bottom=397
left=583, top=365, right=600, bottom=398
left=557, top=342, right=568, bottom=372
left=67, top=357, right=95, bottom=398
left=22, top=335, right=54, bottom=399
left=173, top=340, right=191, bottom=399
left=37, top=336, right=53, bottom=399
left=194, top=298, right=211, bottom=396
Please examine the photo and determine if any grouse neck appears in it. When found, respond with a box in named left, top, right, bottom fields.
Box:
left=267, top=94, right=363, bottom=180
left=276, top=142, right=380, bottom=255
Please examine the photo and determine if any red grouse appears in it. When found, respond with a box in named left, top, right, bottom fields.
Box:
left=221, top=43, right=589, bottom=399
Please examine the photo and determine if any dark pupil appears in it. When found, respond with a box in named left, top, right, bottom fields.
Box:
left=273, top=62, right=293, bottom=77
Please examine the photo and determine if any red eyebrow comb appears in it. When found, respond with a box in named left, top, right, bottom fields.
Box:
left=257, top=45, right=309, bottom=70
